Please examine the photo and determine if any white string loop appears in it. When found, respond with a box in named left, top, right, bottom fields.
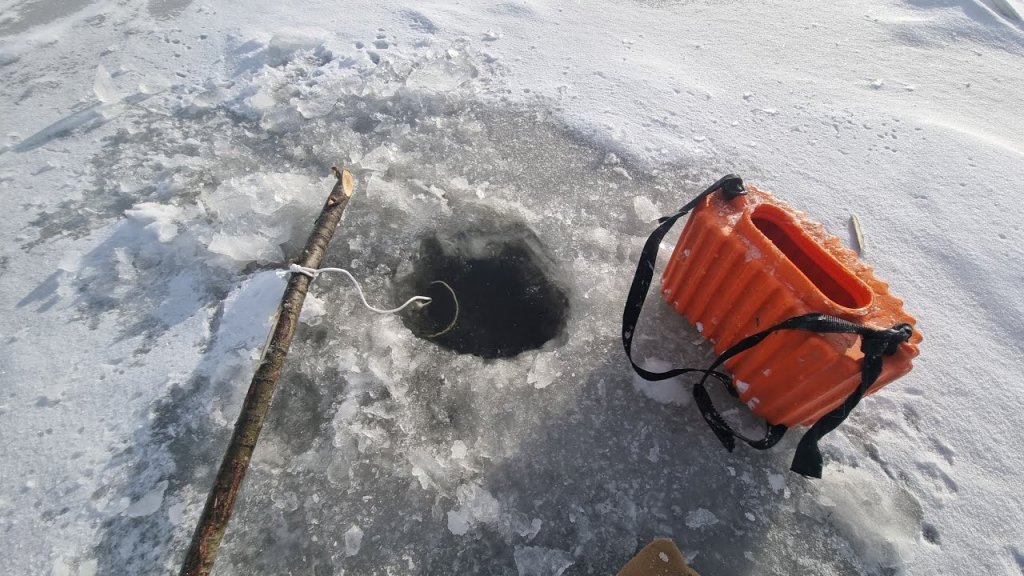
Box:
left=288, top=263, right=431, bottom=315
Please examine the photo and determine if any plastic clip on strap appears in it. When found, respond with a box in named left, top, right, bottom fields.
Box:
left=621, top=176, right=915, bottom=478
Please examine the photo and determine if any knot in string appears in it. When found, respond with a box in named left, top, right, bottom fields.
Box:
left=288, top=263, right=432, bottom=315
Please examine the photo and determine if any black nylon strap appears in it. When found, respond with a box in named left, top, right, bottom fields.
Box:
left=788, top=318, right=913, bottom=477
left=621, top=174, right=747, bottom=382
left=621, top=175, right=914, bottom=478
left=691, top=314, right=912, bottom=478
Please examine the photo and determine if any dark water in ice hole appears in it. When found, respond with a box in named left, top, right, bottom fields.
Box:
left=398, top=225, right=570, bottom=359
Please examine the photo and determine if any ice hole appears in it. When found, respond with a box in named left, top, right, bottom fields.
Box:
left=396, top=217, right=569, bottom=359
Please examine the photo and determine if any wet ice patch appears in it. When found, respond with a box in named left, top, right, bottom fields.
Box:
left=215, top=271, right=285, bottom=353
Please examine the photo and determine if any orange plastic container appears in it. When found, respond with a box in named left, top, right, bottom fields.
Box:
left=661, top=185, right=921, bottom=427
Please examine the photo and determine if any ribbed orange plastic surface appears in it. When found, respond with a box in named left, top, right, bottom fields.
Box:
left=661, top=185, right=921, bottom=427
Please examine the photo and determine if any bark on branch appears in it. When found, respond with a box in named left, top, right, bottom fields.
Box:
left=179, top=167, right=355, bottom=576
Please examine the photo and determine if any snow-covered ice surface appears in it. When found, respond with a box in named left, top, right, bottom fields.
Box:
left=1, top=1, right=1023, bottom=575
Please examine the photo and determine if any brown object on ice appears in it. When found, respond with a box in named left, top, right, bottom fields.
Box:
left=179, top=167, right=355, bottom=576
left=617, top=539, right=701, bottom=576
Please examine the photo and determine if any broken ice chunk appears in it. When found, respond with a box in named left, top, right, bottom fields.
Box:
left=266, top=30, right=327, bottom=67
left=94, top=63, right=120, bottom=104
left=446, top=482, right=502, bottom=535
left=344, top=525, right=364, bottom=556
left=527, top=353, right=558, bottom=389
left=685, top=508, right=718, bottom=529
left=633, top=196, right=660, bottom=223
left=513, top=546, right=574, bottom=576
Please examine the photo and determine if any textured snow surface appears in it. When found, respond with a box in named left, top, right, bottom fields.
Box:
left=1, top=1, right=1023, bottom=575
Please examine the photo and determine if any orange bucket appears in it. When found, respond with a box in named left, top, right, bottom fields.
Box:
left=660, top=184, right=922, bottom=427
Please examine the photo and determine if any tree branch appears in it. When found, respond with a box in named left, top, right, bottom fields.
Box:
left=179, top=166, right=355, bottom=576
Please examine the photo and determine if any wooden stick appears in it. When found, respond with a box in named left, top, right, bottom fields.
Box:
left=179, top=167, right=355, bottom=576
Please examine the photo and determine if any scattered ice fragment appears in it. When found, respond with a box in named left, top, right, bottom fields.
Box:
left=266, top=29, right=327, bottom=67
left=216, top=271, right=285, bottom=353
left=633, top=196, right=660, bottom=223
left=871, top=79, right=884, bottom=89
left=124, top=202, right=182, bottom=242
left=633, top=359, right=689, bottom=406
left=272, top=491, right=300, bottom=512
left=447, top=482, right=502, bottom=535
left=79, top=559, right=98, bottom=576
left=51, top=559, right=72, bottom=576
left=513, top=546, right=574, bottom=576
left=735, top=380, right=750, bottom=394
left=202, top=172, right=321, bottom=266
left=447, top=509, right=471, bottom=536
left=407, top=448, right=448, bottom=490
left=768, top=473, right=786, bottom=493
left=483, top=29, right=501, bottom=41
left=451, top=440, right=468, bottom=460
left=659, top=552, right=670, bottom=562
left=528, top=353, right=557, bottom=389
left=526, top=518, right=543, bottom=540
left=122, top=480, right=168, bottom=518
left=685, top=508, right=718, bottom=529
left=612, top=166, right=632, bottom=180
left=94, top=63, right=120, bottom=103
left=449, top=176, right=472, bottom=191
left=299, top=293, right=325, bottom=325
left=406, top=51, right=478, bottom=91
left=745, top=512, right=756, bottom=521
left=695, top=322, right=704, bottom=334
left=345, top=525, right=364, bottom=556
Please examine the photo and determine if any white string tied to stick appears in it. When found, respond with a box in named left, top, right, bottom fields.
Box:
left=288, top=263, right=432, bottom=315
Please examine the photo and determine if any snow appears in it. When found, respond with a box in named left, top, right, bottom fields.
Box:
left=1, top=0, right=1023, bottom=575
